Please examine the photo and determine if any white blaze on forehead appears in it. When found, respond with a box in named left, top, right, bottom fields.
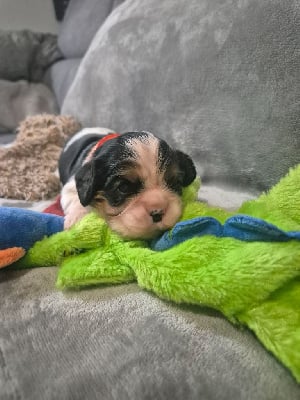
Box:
left=127, top=134, right=161, bottom=184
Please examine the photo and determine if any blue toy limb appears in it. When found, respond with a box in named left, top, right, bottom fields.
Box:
left=2, top=205, right=300, bottom=254
left=151, top=215, right=300, bottom=251
left=0, top=207, right=64, bottom=250
left=224, top=215, right=300, bottom=241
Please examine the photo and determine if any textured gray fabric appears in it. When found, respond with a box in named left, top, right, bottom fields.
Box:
left=1, top=268, right=299, bottom=400
left=62, top=0, right=300, bottom=195
left=0, top=80, right=58, bottom=131
left=48, top=59, right=81, bottom=107
left=58, top=0, right=126, bottom=58
left=0, top=132, right=15, bottom=142
left=0, top=30, right=62, bottom=82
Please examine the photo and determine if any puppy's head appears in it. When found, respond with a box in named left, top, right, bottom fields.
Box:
left=75, top=131, right=196, bottom=239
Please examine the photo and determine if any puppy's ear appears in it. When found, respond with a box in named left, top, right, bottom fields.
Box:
left=75, top=161, right=97, bottom=206
left=175, top=150, right=196, bottom=186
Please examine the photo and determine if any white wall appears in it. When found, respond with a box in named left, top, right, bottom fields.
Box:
left=0, top=0, right=59, bottom=33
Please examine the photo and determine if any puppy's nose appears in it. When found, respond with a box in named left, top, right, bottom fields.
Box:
left=150, top=209, right=164, bottom=223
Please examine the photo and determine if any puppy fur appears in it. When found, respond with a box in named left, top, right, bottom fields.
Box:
left=59, top=129, right=196, bottom=239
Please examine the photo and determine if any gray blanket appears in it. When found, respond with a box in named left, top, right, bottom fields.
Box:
left=1, top=267, right=300, bottom=400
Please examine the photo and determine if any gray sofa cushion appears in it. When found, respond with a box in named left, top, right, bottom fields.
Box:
left=58, top=0, right=126, bottom=58
left=47, top=58, right=81, bottom=107
left=0, top=79, right=58, bottom=131
left=62, top=0, right=300, bottom=195
left=0, top=30, right=62, bottom=82
left=1, top=268, right=300, bottom=399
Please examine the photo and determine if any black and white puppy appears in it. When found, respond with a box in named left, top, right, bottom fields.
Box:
left=59, top=128, right=196, bottom=240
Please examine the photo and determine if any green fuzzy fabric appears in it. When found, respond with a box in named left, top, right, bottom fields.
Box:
left=15, top=166, right=300, bottom=382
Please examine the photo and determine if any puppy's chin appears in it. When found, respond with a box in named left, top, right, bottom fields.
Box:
left=95, top=190, right=183, bottom=240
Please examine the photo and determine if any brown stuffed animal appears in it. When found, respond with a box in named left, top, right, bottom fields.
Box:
left=0, top=114, right=81, bottom=201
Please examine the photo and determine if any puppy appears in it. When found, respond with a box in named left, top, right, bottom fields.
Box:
left=59, top=128, right=196, bottom=240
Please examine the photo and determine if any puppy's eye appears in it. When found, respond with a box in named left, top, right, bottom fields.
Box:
left=115, top=178, right=142, bottom=195
left=105, top=177, right=143, bottom=207
left=117, top=179, right=132, bottom=194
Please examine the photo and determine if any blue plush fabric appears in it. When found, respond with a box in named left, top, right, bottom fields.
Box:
left=1, top=207, right=300, bottom=253
left=0, top=208, right=64, bottom=250
left=151, top=215, right=300, bottom=251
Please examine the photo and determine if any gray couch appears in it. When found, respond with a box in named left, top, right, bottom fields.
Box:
left=1, top=0, right=300, bottom=399
left=0, top=29, right=62, bottom=133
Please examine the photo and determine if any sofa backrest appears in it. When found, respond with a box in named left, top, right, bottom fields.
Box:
left=58, top=0, right=126, bottom=58
left=49, top=0, right=126, bottom=107
left=62, top=0, right=300, bottom=195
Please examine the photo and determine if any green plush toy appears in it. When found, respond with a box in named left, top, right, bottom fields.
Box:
left=14, top=165, right=300, bottom=382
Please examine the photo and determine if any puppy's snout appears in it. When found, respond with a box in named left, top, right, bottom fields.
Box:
left=150, top=209, right=164, bottom=223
